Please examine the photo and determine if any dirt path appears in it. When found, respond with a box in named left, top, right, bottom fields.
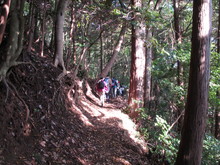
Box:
left=58, top=80, right=149, bottom=164
left=0, top=54, right=150, bottom=165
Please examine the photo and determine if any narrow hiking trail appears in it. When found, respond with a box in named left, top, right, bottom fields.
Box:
left=0, top=53, right=151, bottom=165
left=65, top=80, right=149, bottom=164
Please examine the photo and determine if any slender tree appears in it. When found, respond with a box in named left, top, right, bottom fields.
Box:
left=27, top=0, right=35, bottom=53
left=49, top=0, right=58, bottom=50
left=66, top=1, right=77, bottom=69
left=54, top=0, right=68, bottom=73
left=144, top=28, right=153, bottom=109
left=215, top=0, right=220, bottom=140
left=100, top=23, right=127, bottom=78
left=173, top=0, right=184, bottom=87
left=175, top=0, right=212, bottom=164
left=173, top=0, right=185, bottom=131
left=144, top=0, right=162, bottom=110
left=100, top=21, right=103, bottom=73
left=0, top=0, right=25, bottom=82
left=0, top=0, right=11, bottom=45
left=40, top=0, right=46, bottom=57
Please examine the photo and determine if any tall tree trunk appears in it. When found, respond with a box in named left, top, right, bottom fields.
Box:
left=144, top=28, right=153, bottom=109
left=173, top=0, right=183, bottom=86
left=100, top=23, right=127, bottom=78
left=175, top=0, right=212, bottom=164
left=50, top=0, right=58, bottom=50
left=40, top=0, right=46, bottom=57
left=100, top=23, right=103, bottom=74
left=0, top=0, right=11, bottom=45
left=71, top=3, right=77, bottom=64
left=128, top=0, right=146, bottom=119
left=0, top=0, right=25, bottom=81
left=215, top=0, right=220, bottom=139
left=27, top=0, right=35, bottom=53
left=54, top=0, right=68, bottom=73
left=173, top=0, right=181, bottom=44
left=173, top=0, right=184, bottom=131
left=66, top=1, right=77, bottom=69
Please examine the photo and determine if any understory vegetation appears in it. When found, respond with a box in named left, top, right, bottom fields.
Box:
left=0, top=0, right=219, bottom=164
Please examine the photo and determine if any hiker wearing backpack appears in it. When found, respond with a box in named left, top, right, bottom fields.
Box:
left=96, top=77, right=108, bottom=106
left=104, top=75, right=112, bottom=100
left=111, top=78, right=119, bottom=98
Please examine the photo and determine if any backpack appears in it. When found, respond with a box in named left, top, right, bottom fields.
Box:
left=112, top=78, right=116, bottom=85
left=97, top=80, right=105, bottom=89
left=112, top=78, right=118, bottom=87
left=104, top=77, right=109, bottom=84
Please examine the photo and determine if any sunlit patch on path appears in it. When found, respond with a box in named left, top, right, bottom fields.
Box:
left=67, top=81, right=149, bottom=164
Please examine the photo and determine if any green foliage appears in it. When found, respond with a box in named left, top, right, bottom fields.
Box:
left=207, top=50, right=220, bottom=134
left=144, top=9, right=161, bottom=27
left=153, top=115, right=179, bottom=164
left=140, top=111, right=220, bottom=164
left=155, top=115, right=179, bottom=164
left=24, top=1, right=30, bottom=16
left=111, top=8, right=122, bottom=15
left=202, top=134, right=220, bottom=165
left=139, top=110, right=179, bottom=164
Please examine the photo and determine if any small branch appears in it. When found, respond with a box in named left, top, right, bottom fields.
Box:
left=166, top=110, right=184, bottom=135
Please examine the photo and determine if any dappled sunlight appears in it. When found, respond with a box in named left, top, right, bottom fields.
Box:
left=200, top=55, right=206, bottom=74
left=80, top=100, right=103, bottom=117
left=75, top=92, right=148, bottom=153
left=69, top=104, right=94, bottom=127
left=113, top=157, right=131, bottom=165
left=77, top=157, right=91, bottom=165
left=100, top=109, right=142, bottom=140
left=65, top=78, right=148, bottom=159
left=200, top=1, right=211, bottom=37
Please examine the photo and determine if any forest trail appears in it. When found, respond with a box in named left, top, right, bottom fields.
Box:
left=0, top=53, right=150, bottom=165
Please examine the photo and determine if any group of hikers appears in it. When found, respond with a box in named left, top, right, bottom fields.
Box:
left=95, top=76, right=126, bottom=106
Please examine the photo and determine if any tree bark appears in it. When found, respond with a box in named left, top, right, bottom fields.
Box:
left=175, top=0, right=212, bottom=164
left=173, top=0, right=184, bottom=87
left=27, top=0, right=35, bottom=53
left=66, top=1, right=77, bottom=69
left=99, top=23, right=127, bottom=78
left=54, top=0, right=68, bottom=73
left=128, top=0, right=146, bottom=119
left=0, top=0, right=11, bottom=45
left=100, top=21, right=103, bottom=74
left=144, top=28, right=153, bottom=110
left=215, top=0, right=220, bottom=140
left=73, top=30, right=103, bottom=78
left=49, top=0, right=58, bottom=50
left=173, top=0, right=184, bottom=132
left=0, top=0, right=25, bottom=81
left=40, top=0, right=46, bottom=57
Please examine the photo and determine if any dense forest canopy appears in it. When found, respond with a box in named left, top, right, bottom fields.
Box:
left=0, top=0, right=219, bottom=164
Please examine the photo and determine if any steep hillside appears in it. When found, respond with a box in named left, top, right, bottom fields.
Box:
left=0, top=53, right=152, bottom=165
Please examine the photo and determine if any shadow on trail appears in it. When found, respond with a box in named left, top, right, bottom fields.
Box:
left=64, top=83, right=149, bottom=164
left=0, top=53, right=149, bottom=165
